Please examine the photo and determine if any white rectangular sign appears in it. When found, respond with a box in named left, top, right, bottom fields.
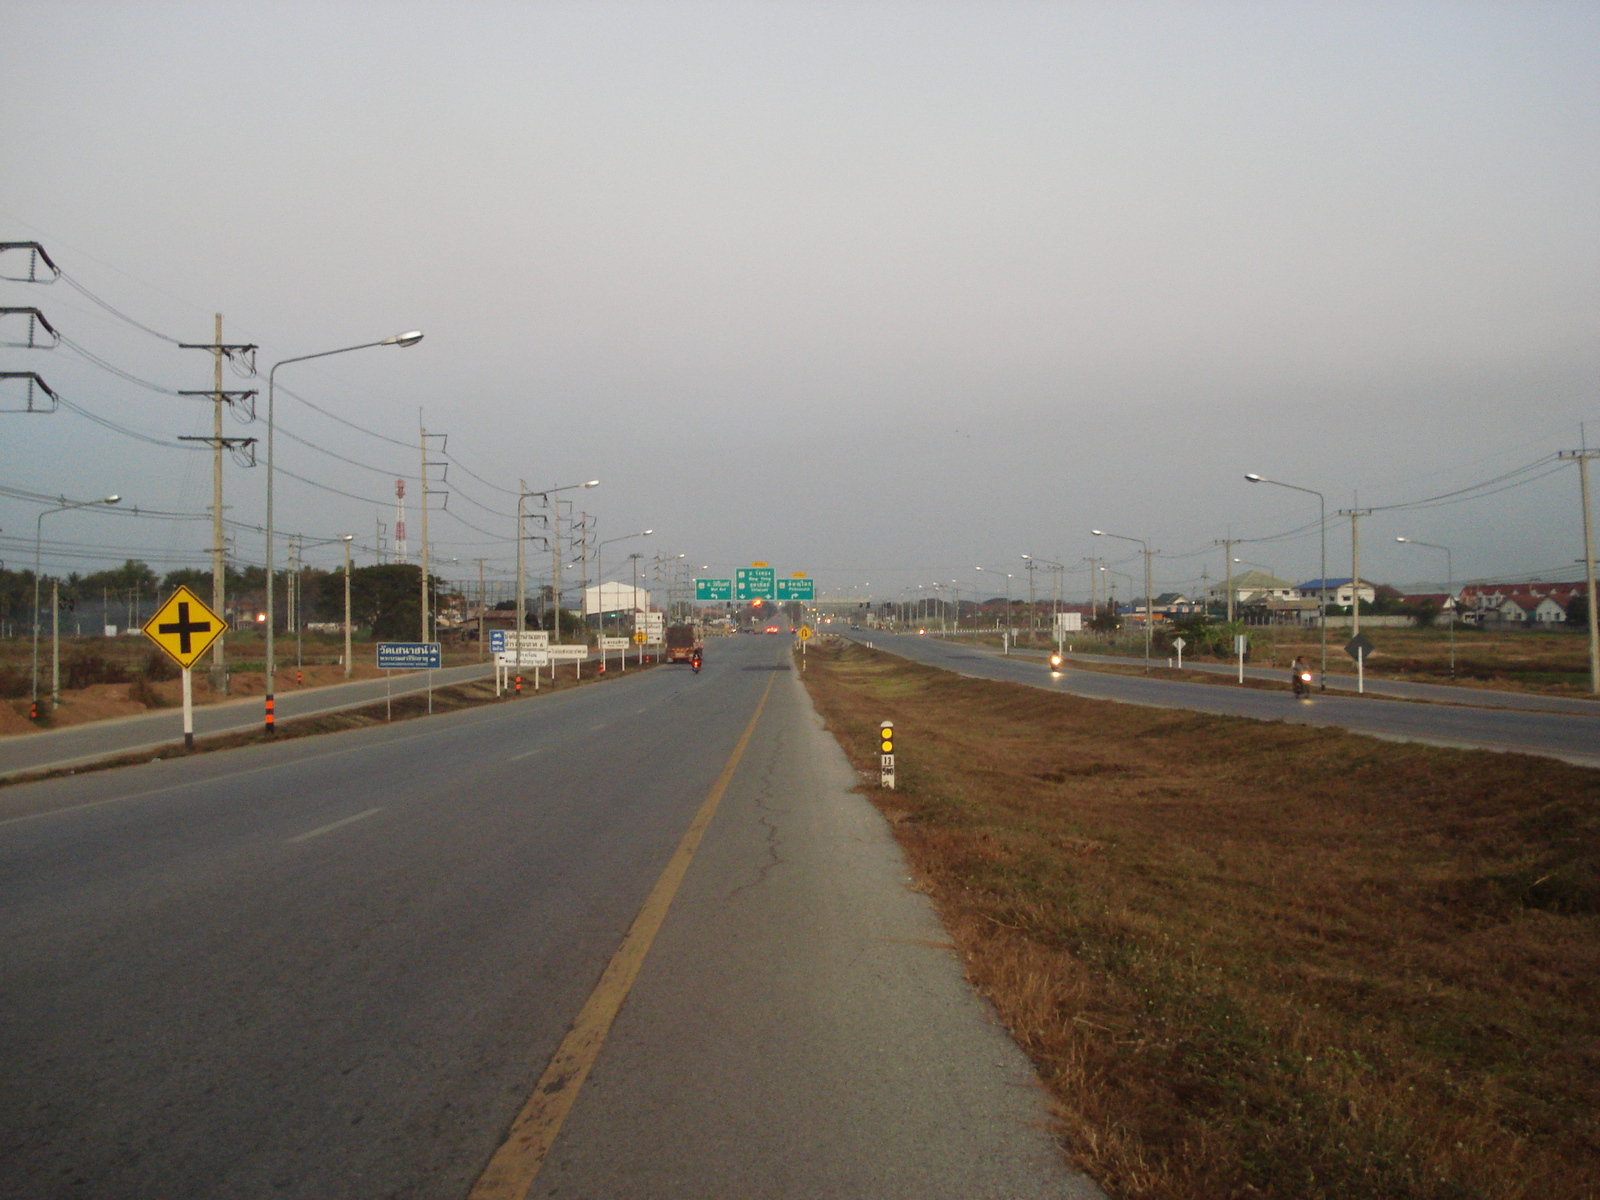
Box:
left=495, top=650, right=549, bottom=668
left=545, top=644, right=590, bottom=661
left=638, top=612, right=664, bottom=635
left=1054, top=612, right=1083, bottom=632
left=599, top=636, right=629, bottom=650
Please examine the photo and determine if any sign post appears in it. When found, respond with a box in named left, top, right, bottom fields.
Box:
left=879, top=721, right=895, bottom=790
left=1345, top=633, right=1375, bottom=694
left=376, top=642, right=443, bottom=716
left=1171, top=635, right=1186, bottom=669
left=599, top=635, right=627, bottom=674
left=1235, top=633, right=1249, bottom=683
left=142, top=586, right=228, bottom=751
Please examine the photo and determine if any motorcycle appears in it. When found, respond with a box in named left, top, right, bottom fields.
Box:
left=1291, top=667, right=1312, bottom=698
left=1048, top=653, right=1064, bottom=673
left=691, top=654, right=702, bottom=674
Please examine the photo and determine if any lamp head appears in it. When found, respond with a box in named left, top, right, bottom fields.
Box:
left=584, top=480, right=599, bottom=488
left=104, top=495, right=121, bottom=505
left=1091, top=529, right=1105, bottom=537
left=382, top=331, right=424, bottom=347
left=642, top=529, right=654, bottom=536
left=1244, top=473, right=1264, bottom=483
left=341, top=534, right=353, bottom=542
left=1395, top=537, right=1409, bottom=543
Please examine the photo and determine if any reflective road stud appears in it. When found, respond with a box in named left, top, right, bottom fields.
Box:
left=879, top=720, right=895, bottom=790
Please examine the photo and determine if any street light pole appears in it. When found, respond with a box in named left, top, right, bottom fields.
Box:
left=1246, top=473, right=1327, bottom=691
left=1396, top=536, right=1455, bottom=681
left=34, top=494, right=120, bottom=717
left=1092, top=530, right=1153, bottom=670
left=264, top=330, right=421, bottom=733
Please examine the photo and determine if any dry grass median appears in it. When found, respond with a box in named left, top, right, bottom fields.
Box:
left=800, top=640, right=1599, bottom=1200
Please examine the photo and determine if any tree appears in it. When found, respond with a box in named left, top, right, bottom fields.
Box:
left=1089, top=602, right=1121, bottom=632
left=318, top=564, right=443, bottom=640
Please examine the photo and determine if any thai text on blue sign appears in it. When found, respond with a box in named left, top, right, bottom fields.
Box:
left=376, top=642, right=442, bottom=670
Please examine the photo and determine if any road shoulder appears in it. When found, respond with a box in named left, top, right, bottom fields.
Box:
left=533, top=660, right=1104, bottom=1198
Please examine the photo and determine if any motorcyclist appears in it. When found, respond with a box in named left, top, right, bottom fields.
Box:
left=691, top=650, right=702, bottom=673
left=1290, top=655, right=1311, bottom=697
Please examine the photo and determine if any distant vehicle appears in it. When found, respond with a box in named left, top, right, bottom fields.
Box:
left=665, top=623, right=703, bottom=664
left=764, top=624, right=779, bottom=634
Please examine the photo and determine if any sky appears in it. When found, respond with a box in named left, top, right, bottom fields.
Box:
left=2, top=0, right=1597, bottom=607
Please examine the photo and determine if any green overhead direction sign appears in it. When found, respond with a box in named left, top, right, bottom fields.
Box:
left=776, top=576, right=813, bottom=601
left=736, top=567, right=776, bottom=601
left=696, top=577, right=733, bottom=601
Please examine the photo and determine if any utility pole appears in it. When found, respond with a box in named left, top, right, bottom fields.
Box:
left=1083, top=557, right=1103, bottom=618
left=419, top=424, right=448, bottom=642
left=474, top=557, right=488, bottom=661
left=1559, top=449, right=1600, bottom=694
left=1214, top=538, right=1240, bottom=623
left=178, top=317, right=257, bottom=693
left=1338, top=508, right=1374, bottom=637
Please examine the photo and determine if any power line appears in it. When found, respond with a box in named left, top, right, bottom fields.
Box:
left=57, top=270, right=185, bottom=345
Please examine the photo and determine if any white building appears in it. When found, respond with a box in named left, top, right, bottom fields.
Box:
left=584, top=581, right=650, bottom=615
left=1298, top=578, right=1377, bottom=607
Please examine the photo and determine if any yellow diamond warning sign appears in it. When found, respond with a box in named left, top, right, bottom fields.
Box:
left=142, top=585, right=228, bottom=669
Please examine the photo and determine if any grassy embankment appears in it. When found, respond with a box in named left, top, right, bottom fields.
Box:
left=0, top=633, right=493, bottom=731
left=801, top=638, right=1599, bottom=1200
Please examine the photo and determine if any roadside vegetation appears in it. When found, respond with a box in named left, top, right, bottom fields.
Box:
left=801, top=639, right=1599, bottom=1200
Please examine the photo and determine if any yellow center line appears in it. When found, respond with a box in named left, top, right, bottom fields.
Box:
left=468, top=671, right=777, bottom=1200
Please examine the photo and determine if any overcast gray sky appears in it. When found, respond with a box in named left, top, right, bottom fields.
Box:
left=3, top=0, right=1597, bottom=604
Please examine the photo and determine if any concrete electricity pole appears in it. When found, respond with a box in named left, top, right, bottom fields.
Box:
left=178, top=317, right=257, bottom=692
left=1339, top=507, right=1374, bottom=637
left=1213, top=538, right=1241, bottom=623
left=419, top=425, right=448, bottom=642
left=1559, top=449, right=1599, bottom=694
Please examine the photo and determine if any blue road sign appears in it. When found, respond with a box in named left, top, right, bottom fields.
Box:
left=376, top=642, right=442, bottom=670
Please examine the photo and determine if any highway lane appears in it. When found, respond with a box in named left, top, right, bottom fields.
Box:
left=0, top=633, right=1096, bottom=1199
left=0, top=660, right=504, bottom=780
left=915, top=633, right=1600, bottom=715
left=847, top=632, right=1600, bottom=768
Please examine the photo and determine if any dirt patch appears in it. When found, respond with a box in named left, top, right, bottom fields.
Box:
left=802, top=641, right=1600, bottom=1200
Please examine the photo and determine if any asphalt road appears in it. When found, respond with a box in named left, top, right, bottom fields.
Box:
left=0, top=633, right=1100, bottom=1199
left=846, top=631, right=1600, bottom=769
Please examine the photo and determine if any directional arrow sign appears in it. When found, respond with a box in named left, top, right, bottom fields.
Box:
left=776, top=577, right=814, bottom=600
left=736, top=567, right=775, bottom=600
left=696, top=578, right=733, bottom=601
left=141, top=586, right=228, bottom=669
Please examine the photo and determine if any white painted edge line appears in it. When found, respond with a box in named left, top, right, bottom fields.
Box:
left=508, top=747, right=544, bottom=762
left=287, top=807, right=385, bottom=843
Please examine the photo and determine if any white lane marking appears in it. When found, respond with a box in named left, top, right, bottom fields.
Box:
left=508, top=747, right=545, bottom=762
left=287, top=807, right=384, bottom=843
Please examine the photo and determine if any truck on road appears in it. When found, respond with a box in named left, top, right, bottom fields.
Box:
left=665, top=623, right=703, bottom=664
